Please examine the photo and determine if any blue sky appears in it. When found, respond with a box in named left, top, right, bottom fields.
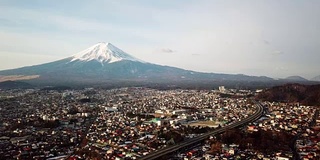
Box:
left=0, top=0, right=319, bottom=79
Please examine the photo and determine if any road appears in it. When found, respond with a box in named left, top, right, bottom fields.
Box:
left=139, top=101, right=264, bottom=160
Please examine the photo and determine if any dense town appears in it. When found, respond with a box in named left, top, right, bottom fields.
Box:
left=0, top=87, right=319, bottom=160
left=176, top=102, right=319, bottom=160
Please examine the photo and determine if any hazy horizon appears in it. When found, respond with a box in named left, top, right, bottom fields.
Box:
left=1, top=0, right=319, bottom=79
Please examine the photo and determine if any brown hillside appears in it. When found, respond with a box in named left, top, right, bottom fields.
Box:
left=256, top=83, right=320, bottom=106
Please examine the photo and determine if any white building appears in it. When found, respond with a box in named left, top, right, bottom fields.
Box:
left=219, top=86, right=226, bottom=92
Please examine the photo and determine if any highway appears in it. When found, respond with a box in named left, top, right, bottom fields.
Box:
left=139, top=101, right=264, bottom=160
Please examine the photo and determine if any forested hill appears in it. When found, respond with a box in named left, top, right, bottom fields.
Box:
left=256, top=83, right=320, bottom=106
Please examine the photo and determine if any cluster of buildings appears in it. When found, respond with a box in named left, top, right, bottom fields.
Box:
left=295, top=109, right=320, bottom=159
left=3, top=87, right=317, bottom=160
left=72, top=88, right=255, bottom=159
left=0, top=87, right=256, bottom=160
left=0, top=89, right=98, bottom=159
left=252, top=103, right=318, bottom=159
left=175, top=102, right=319, bottom=160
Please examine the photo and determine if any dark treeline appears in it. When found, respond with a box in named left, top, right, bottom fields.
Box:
left=209, top=128, right=294, bottom=155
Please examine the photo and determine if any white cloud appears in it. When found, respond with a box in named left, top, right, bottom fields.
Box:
left=272, top=50, right=284, bottom=55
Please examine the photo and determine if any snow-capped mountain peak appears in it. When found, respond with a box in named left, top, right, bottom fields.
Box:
left=70, top=42, right=142, bottom=63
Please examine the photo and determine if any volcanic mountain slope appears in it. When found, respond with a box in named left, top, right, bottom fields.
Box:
left=70, top=42, right=143, bottom=64
left=0, top=81, right=32, bottom=89
left=284, top=76, right=308, bottom=82
left=256, top=83, right=320, bottom=106
left=311, top=75, right=320, bottom=82
left=0, top=42, right=274, bottom=86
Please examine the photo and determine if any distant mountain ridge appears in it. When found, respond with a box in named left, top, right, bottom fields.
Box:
left=0, top=42, right=307, bottom=88
left=311, top=75, right=320, bottom=82
left=0, top=81, right=32, bottom=89
left=284, top=76, right=308, bottom=81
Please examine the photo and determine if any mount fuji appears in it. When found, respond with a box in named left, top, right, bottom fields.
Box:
left=70, top=42, right=143, bottom=64
left=0, top=42, right=275, bottom=87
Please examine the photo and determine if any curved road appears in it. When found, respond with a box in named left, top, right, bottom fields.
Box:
left=139, top=101, right=264, bottom=160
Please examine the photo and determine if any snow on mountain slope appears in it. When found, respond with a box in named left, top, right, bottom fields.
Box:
left=311, top=75, right=320, bottom=81
left=70, top=42, right=143, bottom=64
